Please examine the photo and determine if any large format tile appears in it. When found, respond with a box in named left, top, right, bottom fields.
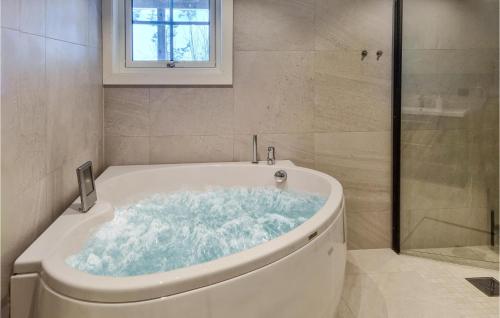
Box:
left=341, top=273, right=389, bottom=318
left=367, top=272, right=463, bottom=318
left=315, top=0, right=392, bottom=50
left=346, top=212, right=391, bottom=249
left=104, top=88, right=149, bottom=137
left=315, top=132, right=391, bottom=215
left=150, top=135, right=234, bottom=164
left=150, top=87, right=234, bottom=136
left=234, top=52, right=314, bottom=134
left=403, top=49, right=498, bottom=76
left=234, top=0, right=314, bottom=51
left=403, top=0, right=499, bottom=50
left=20, top=0, right=45, bottom=35
left=401, top=129, right=470, bottom=187
left=401, top=177, right=471, bottom=211
left=233, top=134, right=315, bottom=168
left=342, top=250, right=500, bottom=318
left=335, top=299, right=354, bottom=318
left=87, top=46, right=104, bottom=171
left=1, top=0, right=19, bottom=29
left=46, top=0, right=89, bottom=45
left=1, top=0, right=103, bottom=311
left=314, top=50, right=391, bottom=132
left=88, top=0, right=102, bottom=47
left=1, top=30, right=47, bottom=196
left=105, top=136, right=150, bottom=166
left=46, top=38, right=90, bottom=172
left=401, top=207, right=490, bottom=250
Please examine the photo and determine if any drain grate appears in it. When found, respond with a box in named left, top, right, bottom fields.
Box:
left=466, top=277, right=499, bottom=297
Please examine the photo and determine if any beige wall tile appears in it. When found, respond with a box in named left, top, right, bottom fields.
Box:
left=234, top=0, right=314, bottom=51
left=346, top=212, right=392, bottom=249
left=315, top=132, right=391, bottom=215
left=105, top=136, right=150, bottom=166
left=1, top=0, right=19, bottom=29
left=234, top=51, right=314, bottom=134
left=404, top=49, right=498, bottom=76
left=403, top=0, right=499, bottom=50
left=104, top=88, right=149, bottom=137
left=315, top=0, right=392, bottom=50
left=402, top=208, right=490, bottom=249
left=1, top=29, right=19, bottom=109
left=150, top=135, right=234, bottom=164
left=20, top=0, right=45, bottom=35
left=1, top=0, right=103, bottom=310
left=314, top=50, right=391, bottom=132
left=46, top=38, right=90, bottom=172
left=87, top=46, right=104, bottom=171
left=234, top=134, right=315, bottom=169
left=1, top=30, right=47, bottom=196
left=88, top=0, right=102, bottom=48
left=46, top=0, right=89, bottom=45
left=150, top=87, right=234, bottom=136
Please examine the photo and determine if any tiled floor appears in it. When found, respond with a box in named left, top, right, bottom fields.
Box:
left=336, top=249, right=499, bottom=318
left=405, top=245, right=499, bottom=270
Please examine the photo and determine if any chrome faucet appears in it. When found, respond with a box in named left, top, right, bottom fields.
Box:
left=267, top=146, right=275, bottom=165
left=252, top=135, right=258, bottom=164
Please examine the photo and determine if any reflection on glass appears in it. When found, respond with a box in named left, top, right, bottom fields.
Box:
left=399, top=0, right=499, bottom=270
left=173, top=0, right=210, bottom=22
left=131, top=0, right=211, bottom=63
left=173, top=25, right=210, bottom=61
left=132, top=24, right=161, bottom=61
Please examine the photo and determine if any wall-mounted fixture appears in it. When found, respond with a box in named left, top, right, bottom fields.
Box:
left=361, top=50, right=368, bottom=60
left=267, top=146, right=275, bottom=165
left=252, top=135, right=258, bottom=164
left=377, top=50, right=383, bottom=60
left=76, top=161, right=97, bottom=212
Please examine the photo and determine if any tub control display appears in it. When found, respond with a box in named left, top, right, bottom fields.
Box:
left=76, top=161, right=97, bottom=212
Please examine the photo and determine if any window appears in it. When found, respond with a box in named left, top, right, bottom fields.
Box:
left=126, top=0, right=215, bottom=68
left=103, top=0, right=233, bottom=85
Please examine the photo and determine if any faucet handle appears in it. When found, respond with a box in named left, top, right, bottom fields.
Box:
left=267, top=146, right=275, bottom=165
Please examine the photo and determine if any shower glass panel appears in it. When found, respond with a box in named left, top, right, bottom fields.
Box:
left=399, top=0, right=499, bottom=269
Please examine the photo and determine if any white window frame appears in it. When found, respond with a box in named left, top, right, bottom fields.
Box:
left=103, top=0, right=233, bottom=85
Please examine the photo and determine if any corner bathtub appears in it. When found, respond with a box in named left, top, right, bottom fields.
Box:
left=11, top=161, right=346, bottom=318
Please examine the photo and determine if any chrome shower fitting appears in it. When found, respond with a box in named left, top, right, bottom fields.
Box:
left=267, top=146, right=275, bottom=165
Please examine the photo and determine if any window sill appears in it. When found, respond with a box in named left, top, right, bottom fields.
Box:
left=103, top=66, right=233, bottom=86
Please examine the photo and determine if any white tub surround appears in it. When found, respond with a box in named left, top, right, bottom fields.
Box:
left=11, top=161, right=346, bottom=318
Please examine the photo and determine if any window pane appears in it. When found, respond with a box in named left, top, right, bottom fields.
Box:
left=132, top=0, right=170, bottom=21
left=173, top=24, right=210, bottom=61
left=133, top=24, right=171, bottom=61
left=173, top=0, right=210, bottom=22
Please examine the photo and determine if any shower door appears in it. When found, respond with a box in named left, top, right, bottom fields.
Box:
left=395, top=0, right=499, bottom=269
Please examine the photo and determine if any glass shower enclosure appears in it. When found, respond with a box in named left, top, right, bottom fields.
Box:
left=395, top=0, right=499, bottom=269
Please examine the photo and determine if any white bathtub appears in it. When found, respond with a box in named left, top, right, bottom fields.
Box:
left=11, top=161, right=346, bottom=318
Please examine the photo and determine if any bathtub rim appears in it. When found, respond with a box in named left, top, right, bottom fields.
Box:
left=15, top=161, right=345, bottom=303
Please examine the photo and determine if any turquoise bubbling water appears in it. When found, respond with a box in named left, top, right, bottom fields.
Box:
left=66, top=187, right=327, bottom=277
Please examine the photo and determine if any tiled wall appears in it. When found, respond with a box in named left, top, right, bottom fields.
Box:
left=400, top=0, right=499, bottom=249
left=104, top=0, right=394, bottom=250
left=0, top=0, right=104, bottom=310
